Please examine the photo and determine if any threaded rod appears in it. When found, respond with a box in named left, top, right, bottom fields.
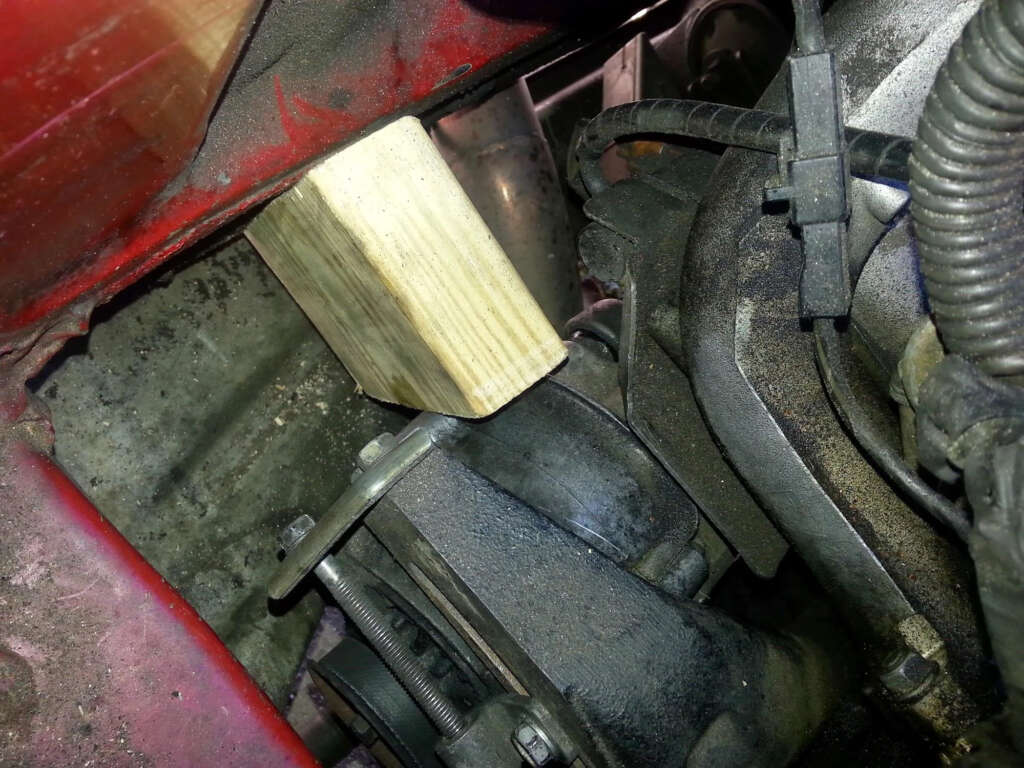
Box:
left=316, top=555, right=467, bottom=739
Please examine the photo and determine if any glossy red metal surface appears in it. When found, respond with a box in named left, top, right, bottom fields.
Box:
left=0, top=0, right=262, bottom=332
left=0, top=0, right=555, bottom=342
left=0, top=437, right=319, bottom=767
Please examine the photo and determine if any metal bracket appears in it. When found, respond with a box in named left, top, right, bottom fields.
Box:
left=268, top=412, right=465, bottom=600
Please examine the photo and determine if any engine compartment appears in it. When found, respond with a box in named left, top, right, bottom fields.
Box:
left=4, top=0, right=1024, bottom=765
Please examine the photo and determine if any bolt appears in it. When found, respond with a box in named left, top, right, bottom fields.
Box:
left=280, top=513, right=316, bottom=552
left=880, top=650, right=939, bottom=699
left=513, top=721, right=554, bottom=767
left=316, top=557, right=467, bottom=740
left=349, top=715, right=377, bottom=746
left=357, top=432, right=398, bottom=469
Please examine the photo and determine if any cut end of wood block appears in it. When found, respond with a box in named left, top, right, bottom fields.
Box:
left=246, top=115, right=568, bottom=418
left=443, top=337, right=567, bottom=418
left=361, top=337, right=567, bottom=418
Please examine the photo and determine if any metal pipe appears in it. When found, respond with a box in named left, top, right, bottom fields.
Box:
left=433, top=79, right=582, bottom=329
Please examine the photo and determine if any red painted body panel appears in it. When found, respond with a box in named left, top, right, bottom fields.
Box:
left=0, top=0, right=554, bottom=340
left=0, top=439, right=319, bottom=766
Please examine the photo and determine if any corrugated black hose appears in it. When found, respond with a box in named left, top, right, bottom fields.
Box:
left=909, top=0, right=1024, bottom=378
left=909, top=0, right=1024, bottom=755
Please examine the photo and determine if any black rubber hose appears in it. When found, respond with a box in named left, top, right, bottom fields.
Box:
left=575, top=99, right=913, bottom=197
left=909, top=0, right=1024, bottom=378
left=814, top=320, right=971, bottom=541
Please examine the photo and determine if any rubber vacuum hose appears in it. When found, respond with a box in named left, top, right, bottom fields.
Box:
left=575, top=99, right=913, bottom=197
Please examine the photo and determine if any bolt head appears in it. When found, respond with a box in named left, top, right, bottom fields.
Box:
left=280, top=513, right=316, bottom=552
left=349, top=715, right=377, bottom=746
left=357, top=432, right=398, bottom=469
left=880, top=651, right=938, bottom=699
left=513, top=722, right=553, bottom=766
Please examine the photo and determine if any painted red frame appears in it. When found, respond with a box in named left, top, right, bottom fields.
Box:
left=0, top=440, right=320, bottom=766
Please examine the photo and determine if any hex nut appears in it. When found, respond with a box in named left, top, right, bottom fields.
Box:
left=513, top=721, right=554, bottom=766
left=880, top=651, right=939, bottom=699
left=357, top=432, right=398, bottom=469
left=279, top=513, right=316, bottom=552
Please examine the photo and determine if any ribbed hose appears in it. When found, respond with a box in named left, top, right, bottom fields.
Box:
left=909, top=0, right=1024, bottom=378
left=315, top=556, right=467, bottom=739
left=575, top=99, right=913, bottom=197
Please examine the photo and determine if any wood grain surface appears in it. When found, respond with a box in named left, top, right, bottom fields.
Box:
left=246, top=116, right=566, bottom=417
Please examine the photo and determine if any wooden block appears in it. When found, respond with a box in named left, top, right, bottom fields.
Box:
left=245, top=116, right=567, bottom=418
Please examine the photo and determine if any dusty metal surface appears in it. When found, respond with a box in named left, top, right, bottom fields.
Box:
left=367, top=449, right=839, bottom=768
left=31, top=237, right=407, bottom=707
left=578, top=161, right=790, bottom=579
left=734, top=0, right=987, bottom=667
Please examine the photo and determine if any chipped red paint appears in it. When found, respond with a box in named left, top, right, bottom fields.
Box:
left=0, top=0, right=556, bottom=343
left=0, top=439, right=319, bottom=766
